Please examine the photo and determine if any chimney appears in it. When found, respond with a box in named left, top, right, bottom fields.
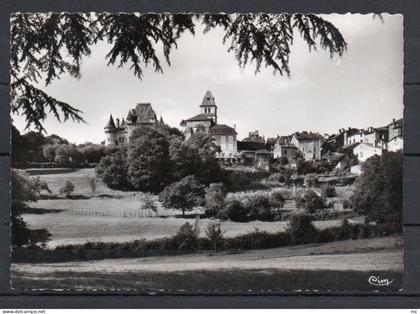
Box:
left=233, top=124, right=236, bottom=130
left=393, top=118, right=396, bottom=123
left=116, top=118, right=120, bottom=128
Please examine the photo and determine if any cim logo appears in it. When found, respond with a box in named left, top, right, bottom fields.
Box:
left=368, top=275, right=394, bottom=287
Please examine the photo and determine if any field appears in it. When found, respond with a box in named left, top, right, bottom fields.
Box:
left=12, top=236, right=403, bottom=291
left=23, top=168, right=347, bottom=247
left=13, top=167, right=403, bottom=292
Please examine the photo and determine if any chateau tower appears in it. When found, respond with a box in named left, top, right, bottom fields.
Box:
left=200, top=90, right=217, bottom=124
left=104, top=114, right=118, bottom=146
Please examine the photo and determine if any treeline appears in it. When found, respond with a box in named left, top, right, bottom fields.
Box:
left=12, top=124, right=111, bottom=168
left=95, top=125, right=223, bottom=192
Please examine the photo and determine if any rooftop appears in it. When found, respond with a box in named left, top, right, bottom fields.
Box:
left=209, top=124, right=237, bottom=135
left=200, top=90, right=217, bottom=107
left=293, top=132, right=324, bottom=141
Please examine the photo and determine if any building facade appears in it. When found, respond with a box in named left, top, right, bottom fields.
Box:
left=181, top=90, right=238, bottom=159
left=290, top=132, right=323, bottom=160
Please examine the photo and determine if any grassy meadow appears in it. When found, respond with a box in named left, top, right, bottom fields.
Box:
left=23, top=168, right=346, bottom=247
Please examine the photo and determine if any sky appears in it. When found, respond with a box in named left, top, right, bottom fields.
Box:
left=12, top=13, right=403, bottom=144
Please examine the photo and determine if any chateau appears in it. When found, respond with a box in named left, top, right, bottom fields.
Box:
left=104, top=103, right=163, bottom=146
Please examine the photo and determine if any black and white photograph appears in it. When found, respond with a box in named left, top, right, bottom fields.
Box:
left=10, top=12, right=403, bottom=292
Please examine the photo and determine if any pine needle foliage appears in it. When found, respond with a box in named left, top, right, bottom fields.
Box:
left=10, top=13, right=347, bottom=132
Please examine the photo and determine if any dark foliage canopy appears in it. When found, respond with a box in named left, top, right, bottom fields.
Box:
left=352, top=151, right=402, bottom=230
left=11, top=13, right=347, bottom=132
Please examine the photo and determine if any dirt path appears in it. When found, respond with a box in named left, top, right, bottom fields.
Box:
left=13, top=236, right=403, bottom=275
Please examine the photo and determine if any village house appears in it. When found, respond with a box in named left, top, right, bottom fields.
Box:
left=242, top=130, right=265, bottom=144
left=104, top=103, right=163, bottom=146
left=290, top=132, right=324, bottom=160
left=323, top=127, right=359, bottom=154
left=237, top=141, right=271, bottom=168
left=352, top=143, right=384, bottom=162
left=273, top=136, right=298, bottom=160
left=387, top=118, right=403, bottom=152
left=181, top=90, right=238, bottom=160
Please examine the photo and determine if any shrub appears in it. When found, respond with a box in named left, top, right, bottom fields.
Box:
left=321, top=184, right=336, bottom=198
left=245, top=194, right=274, bottom=221
left=296, top=190, right=326, bottom=213
left=139, top=193, right=158, bottom=216
left=204, top=183, right=226, bottom=217
left=86, top=176, right=98, bottom=196
left=286, top=214, right=318, bottom=244
left=173, top=222, right=198, bottom=251
left=159, top=175, right=205, bottom=217
left=205, top=222, right=224, bottom=252
left=224, top=200, right=249, bottom=222
left=267, top=172, right=285, bottom=184
left=269, top=191, right=285, bottom=208
left=59, top=181, right=75, bottom=198
left=342, top=198, right=352, bottom=209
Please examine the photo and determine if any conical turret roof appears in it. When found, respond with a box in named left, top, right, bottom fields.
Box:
left=105, top=114, right=116, bottom=129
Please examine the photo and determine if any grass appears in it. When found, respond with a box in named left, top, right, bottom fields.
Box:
left=12, top=236, right=403, bottom=291
left=11, top=268, right=403, bottom=292
left=23, top=168, right=351, bottom=247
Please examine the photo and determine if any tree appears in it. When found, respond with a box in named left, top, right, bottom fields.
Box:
left=96, top=148, right=130, bottom=189
left=352, top=151, right=402, bottom=231
left=42, top=144, right=57, bottom=163
left=159, top=175, right=205, bottom=217
left=204, top=183, right=226, bottom=217
left=139, top=193, right=158, bottom=217
left=60, top=181, right=75, bottom=198
left=11, top=171, right=52, bottom=247
left=173, top=222, right=199, bottom=251
left=86, top=176, right=98, bottom=196
left=185, top=132, right=223, bottom=184
left=205, top=222, right=224, bottom=252
left=11, top=13, right=346, bottom=132
left=127, top=127, right=170, bottom=192
left=296, top=190, right=326, bottom=213
left=286, top=213, right=318, bottom=244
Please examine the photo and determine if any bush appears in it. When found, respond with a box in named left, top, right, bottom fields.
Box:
left=205, top=222, right=224, bottom=252
left=222, top=170, right=269, bottom=192
left=204, top=183, right=226, bottom=217
left=173, top=222, right=198, bottom=251
left=296, top=190, right=326, bottom=213
left=245, top=194, right=274, bottom=221
left=59, top=181, right=75, bottom=198
left=86, top=176, right=98, bottom=196
left=269, top=191, right=285, bottom=209
left=321, top=184, right=336, bottom=198
left=342, top=198, right=352, bottom=209
left=224, top=200, right=249, bottom=222
left=267, top=172, right=285, bottom=184
left=286, top=214, right=318, bottom=244
left=139, top=193, right=158, bottom=216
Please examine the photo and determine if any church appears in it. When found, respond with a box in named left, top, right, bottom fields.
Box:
left=180, top=90, right=238, bottom=159
left=104, top=103, right=163, bottom=146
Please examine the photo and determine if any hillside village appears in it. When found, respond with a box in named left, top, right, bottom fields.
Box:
left=104, top=90, right=403, bottom=170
